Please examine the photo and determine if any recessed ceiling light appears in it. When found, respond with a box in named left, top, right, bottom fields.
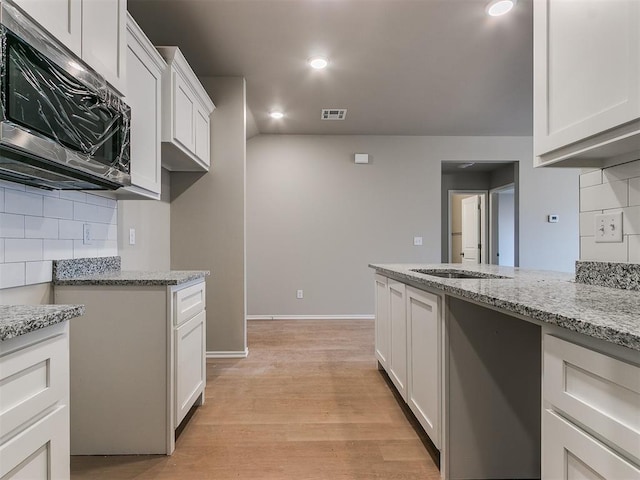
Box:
left=486, top=0, right=516, bottom=16
left=270, top=111, right=284, bottom=119
left=308, top=56, right=329, bottom=70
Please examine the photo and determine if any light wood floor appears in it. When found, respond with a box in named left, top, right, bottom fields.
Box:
left=71, top=320, right=440, bottom=479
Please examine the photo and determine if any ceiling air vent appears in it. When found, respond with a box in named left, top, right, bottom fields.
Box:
left=321, top=108, right=347, bottom=120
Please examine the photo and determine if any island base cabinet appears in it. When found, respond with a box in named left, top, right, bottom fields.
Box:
left=388, top=280, right=407, bottom=400
left=374, top=274, right=390, bottom=369
left=543, top=410, right=640, bottom=480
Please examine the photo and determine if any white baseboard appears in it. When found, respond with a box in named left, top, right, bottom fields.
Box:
left=246, top=314, right=374, bottom=321
left=206, top=348, right=249, bottom=359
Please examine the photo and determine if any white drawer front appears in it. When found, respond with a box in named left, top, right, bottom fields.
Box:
left=0, top=334, right=67, bottom=436
left=543, top=410, right=640, bottom=480
left=0, top=405, right=69, bottom=480
left=543, top=335, right=640, bottom=461
left=174, top=281, right=205, bottom=326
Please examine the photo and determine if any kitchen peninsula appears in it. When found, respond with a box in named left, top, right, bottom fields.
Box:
left=370, top=263, right=640, bottom=480
left=53, top=257, right=209, bottom=456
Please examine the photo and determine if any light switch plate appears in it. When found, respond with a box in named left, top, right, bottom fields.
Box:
left=595, top=212, right=623, bottom=243
left=413, top=236, right=423, bottom=246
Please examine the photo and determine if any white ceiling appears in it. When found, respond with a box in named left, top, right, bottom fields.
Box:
left=128, top=0, right=533, bottom=137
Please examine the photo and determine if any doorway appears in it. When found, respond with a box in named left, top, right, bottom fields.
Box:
left=441, top=161, right=518, bottom=266
left=448, top=191, right=487, bottom=264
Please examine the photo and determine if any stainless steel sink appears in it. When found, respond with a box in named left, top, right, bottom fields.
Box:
left=410, top=269, right=510, bottom=279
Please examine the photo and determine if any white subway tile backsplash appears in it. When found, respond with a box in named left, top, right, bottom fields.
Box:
left=579, top=211, right=598, bottom=237
left=59, top=191, right=87, bottom=202
left=580, top=179, right=628, bottom=212
left=25, top=217, right=58, bottom=239
left=620, top=206, right=640, bottom=236
left=580, top=236, right=628, bottom=263
left=4, top=189, right=43, bottom=216
left=579, top=170, right=602, bottom=188
left=58, top=220, right=84, bottom=240
left=73, top=240, right=98, bottom=259
left=43, top=240, right=74, bottom=260
left=0, top=180, right=25, bottom=191
left=0, top=213, right=25, bottom=238
left=603, top=161, right=640, bottom=183
left=0, top=262, right=25, bottom=289
left=4, top=239, right=43, bottom=262
left=1, top=181, right=118, bottom=289
left=629, top=235, right=640, bottom=263
left=43, top=197, right=74, bottom=219
left=25, top=261, right=53, bottom=284
left=630, top=177, right=640, bottom=207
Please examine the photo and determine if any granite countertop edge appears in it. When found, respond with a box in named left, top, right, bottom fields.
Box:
left=53, top=270, right=210, bottom=286
left=0, top=305, right=85, bottom=342
left=370, top=263, right=640, bottom=352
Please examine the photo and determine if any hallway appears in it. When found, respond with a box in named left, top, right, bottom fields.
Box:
left=71, top=320, right=439, bottom=479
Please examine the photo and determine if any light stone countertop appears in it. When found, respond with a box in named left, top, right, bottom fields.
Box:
left=0, top=305, right=85, bottom=341
left=370, top=263, right=640, bottom=351
left=52, top=270, right=209, bottom=286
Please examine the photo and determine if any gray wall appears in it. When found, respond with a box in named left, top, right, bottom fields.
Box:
left=171, top=77, right=246, bottom=354
left=118, top=169, right=171, bottom=270
left=247, top=135, right=580, bottom=317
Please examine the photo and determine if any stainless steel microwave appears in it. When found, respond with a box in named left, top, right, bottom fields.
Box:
left=0, top=0, right=131, bottom=190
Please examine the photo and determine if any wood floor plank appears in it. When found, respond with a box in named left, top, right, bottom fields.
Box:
left=71, top=319, right=439, bottom=479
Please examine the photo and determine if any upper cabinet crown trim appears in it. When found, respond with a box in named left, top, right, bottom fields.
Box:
left=126, top=13, right=167, bottom=73
left=156, top=46, right=215, bottom=114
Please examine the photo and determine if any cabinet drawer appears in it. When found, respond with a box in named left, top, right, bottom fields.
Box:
left=0, top=334, right=67, bottom=437
left=174, top=281, right=205, bottom=326
left=0, top=405, right=69, bottom=480
left=543, top=335, right=640, bottom=461
left=543, top=409, right=640, bottom=480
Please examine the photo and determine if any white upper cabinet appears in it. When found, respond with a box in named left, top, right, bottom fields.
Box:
left=156, top=47, right=215, bottom=172
left=12, top=0, right=82, bottom=55
left=13, top=0, right=127, bottom=95
left=117, top=13, right=166, bottom=200
left=534, top=0, right=640, bottom=168
left=81, top=0, right=127, bottom=95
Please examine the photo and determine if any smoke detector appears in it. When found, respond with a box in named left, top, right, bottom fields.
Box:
left=321, top=109, right=347, bottom=120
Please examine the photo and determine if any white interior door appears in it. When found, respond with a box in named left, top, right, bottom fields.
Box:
left=461, top=195, right=480, bottom=264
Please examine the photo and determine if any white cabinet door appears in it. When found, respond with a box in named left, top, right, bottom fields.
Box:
left=543, top=410, right=640, bottom=480
left=406, top=287, right=441, bottom=449
left=123, top=14, right=164, bottom=199
left=173, top=72, right=196, bottom=155
left=13, top=0, right=81, bottom=55
left=374, top=274, right=390, bottom=369
left=388, top=280, right=407, bottom=400
left=194, top=107, right=211, bottom=168
left=0, top=406, right=69, bottom=480
left=81, top=0, right=127, bottom=95
left=534, top=0, right=640, bottom=166
left=175, top=310, right=206, bottom=426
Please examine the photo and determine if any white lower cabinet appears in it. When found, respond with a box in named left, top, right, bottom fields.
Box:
left=406, top=286, right=441, bottom=449
left=542, top=333, right=640, bottom=479
left=0, top=323, right=70, bottom=480
left=374, top=274, right=390, bottom=368
left=388, top=280, right=407, bottom=400
left=374, top=275, right=442, bottom=450
left=55, top=279, right=206, bottom=455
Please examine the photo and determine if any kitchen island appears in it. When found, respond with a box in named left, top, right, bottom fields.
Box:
left=370, top=263, right=640, bottom=480
left=52, top=257, right=209, bottom=455
left=0, top=304, right=85, bottom=480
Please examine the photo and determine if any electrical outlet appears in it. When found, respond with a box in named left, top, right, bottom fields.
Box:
left=594, top=212, right=623, bottom=243
left=296, top=289, right=304, bottom=299
left=83, top=224, right=92, bottom=245
left=129, top=228, right=136, bottom=245
left=413, top=236, right=423, bottom=246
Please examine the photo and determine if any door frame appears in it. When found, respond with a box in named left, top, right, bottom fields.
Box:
left=447, top=190, right=488, bottom=264
left=489, top=183, right=516, bottom=266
